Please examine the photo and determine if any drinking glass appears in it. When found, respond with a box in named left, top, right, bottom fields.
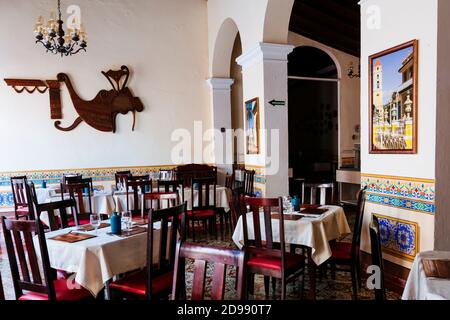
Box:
left=90, top=213, right=101, bottom=234
left=121, top=211, right=132, bottom=231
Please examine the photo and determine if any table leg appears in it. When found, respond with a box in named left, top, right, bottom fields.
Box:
left=307, top=248, right=317, bottom=300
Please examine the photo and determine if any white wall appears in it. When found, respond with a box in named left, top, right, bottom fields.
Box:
left=0, top=0, right=210, bottom=172
left=360, top=0, right=438, bottom=267
left=287, top=32, right=361, bottom=165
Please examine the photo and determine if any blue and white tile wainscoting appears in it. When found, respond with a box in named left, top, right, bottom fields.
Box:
left=361, top=174, right=435, bottom=265
left=0, top=165, right=178, bottom=210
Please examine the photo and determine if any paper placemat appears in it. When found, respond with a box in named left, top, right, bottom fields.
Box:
left=300, top=208, right=327, bottom=215
left=49, top=232, right=97, bottom=243
left=77, top=223, right=110, bottom=232
left=108, top=227, right=147, bottom=238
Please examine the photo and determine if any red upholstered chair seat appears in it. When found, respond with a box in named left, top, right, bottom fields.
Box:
left=248, top=253, right=305, bottom=273
left=18, top=279, right=92, bottom=301
left=68, top=219, right=91, bottom=227
left=109, top=271, right=173, bottom=297
left=330, top=242, right=352, bottom=260
left=16, top=207, right=29, bottom=214
left=186, top=209, right=216, bottom=218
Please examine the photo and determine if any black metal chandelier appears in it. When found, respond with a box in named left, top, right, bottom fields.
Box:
left=34, top=0, right=87, bottom=57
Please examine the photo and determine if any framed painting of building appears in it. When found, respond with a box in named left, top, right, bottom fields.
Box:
left=369, top=40, right=418, bottom=154
left=245, top=98, right=260, bottom=154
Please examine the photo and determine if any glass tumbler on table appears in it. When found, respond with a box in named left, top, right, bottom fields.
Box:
left=121, top=211, right=132, bottom=231
left=90, top=213, right=101, bottom=234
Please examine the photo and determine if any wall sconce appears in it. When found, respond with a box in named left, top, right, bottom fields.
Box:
left=347, top=62, right=360, bottom=79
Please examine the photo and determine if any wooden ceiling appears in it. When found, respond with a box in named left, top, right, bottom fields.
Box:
left=289, top=0, right=361, bottom=57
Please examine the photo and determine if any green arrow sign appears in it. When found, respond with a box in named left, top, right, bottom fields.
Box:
left=269, top=99, right=286, bottom=106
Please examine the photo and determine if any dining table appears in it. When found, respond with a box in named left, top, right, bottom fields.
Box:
left=33, top=220, right=169, bottom=297
left=232, top=205, right=351, bottom=299
left=402, top=251, right=450, bottom=300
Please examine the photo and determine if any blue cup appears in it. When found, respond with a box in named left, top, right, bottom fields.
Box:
left=291, top=196, right=300, bottom=211
left=144, top=185, right=150, bottom=193
left=42, top=180, right=47, bottom=189
left=110, top=212, right=121, bottom=235
left=84, top=187, right=89, bottom=194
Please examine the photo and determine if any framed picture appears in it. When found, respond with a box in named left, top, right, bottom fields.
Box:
left=369, top=40, right=418, bottom=154
left=245, top=98, right=260, bottom=154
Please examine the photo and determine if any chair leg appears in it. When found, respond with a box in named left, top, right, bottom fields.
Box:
left=356, top=256, right=362, bottom=289
left=191, top=219, right=196, bottom=241
left=271, top=277, right=276, bottom=296
left=350, top=265, right=358, bottom=300
left=281, top=277, right=286, bottom=300
left=248, top=274, right=255, bottom=296
left=264, top=276, right=270, bottom=297
left=331, top=262, right=336, bottom=280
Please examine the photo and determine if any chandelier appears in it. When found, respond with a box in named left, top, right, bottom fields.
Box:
left=34, top=0, right=87, bottom=57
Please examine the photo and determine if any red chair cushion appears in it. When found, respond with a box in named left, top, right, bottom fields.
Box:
left=18, top=279, right=92, bottom=301
left=331, top=241, right=352, bottom=260
left=16, top=207, right=29, bottom=214
left=186, top=209, right=216, bottom=218
left=248, top=253, right=305, bottom=273
left=109, top=271, right=173, bottom=297
left=68, top=219, right=91, bottom=227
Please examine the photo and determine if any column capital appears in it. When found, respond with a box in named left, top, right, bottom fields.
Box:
left=206, top=78, right=234, bottom=90
left=236, top=42, right=295, bottom=71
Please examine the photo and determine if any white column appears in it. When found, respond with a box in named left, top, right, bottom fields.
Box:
left=206, top=78, right=234, bottom=184
left=237, top=43, right=294, bottom=197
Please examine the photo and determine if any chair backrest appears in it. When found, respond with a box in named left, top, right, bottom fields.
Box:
left=61, top=181, right=92, bottom=215
left=146, top=203, right=187, bottom=300
left=171, top=242, right=246, bottom=300
left=191, top=177, right=217, bottom=213
left=302, top=182, right=335, bottom=205
left=243, top=170, right=255, bottom=196
left=1, top=217, right=56, bottom=300
left=240, top=196, right=285, bottom=263
left=159, top=169, right=175, bottom=181
left=115, top=171, right=132, bottom=188
left=36, top=199, right=78, bottom=231
left=369, top=215, right=386, bottom=301
left=225, top=173, right=234, bottom=189
left=129, top=174, right=150, bottom=181
left=62, top=174, right=82, bottom=185
left=126, top=178, right=153, bottom=216
left=10, top=176, right=29, bottom=211
left=351, top=186, right=368, bottom=259
left=157, top=179, right=184, bottom=202
left=175, top=164, right=217, bottom=188
left=229, top=187, right=244, bottom=229
left=143, top=192, right=179, bottom=216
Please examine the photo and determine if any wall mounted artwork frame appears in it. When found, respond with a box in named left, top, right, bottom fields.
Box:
left=369, top=40, right=418, bottom=154
left=245, top=97, right=260, bottom=155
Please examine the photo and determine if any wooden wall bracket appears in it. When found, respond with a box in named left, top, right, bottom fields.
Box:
left=3, top=65, right=144, bottom=132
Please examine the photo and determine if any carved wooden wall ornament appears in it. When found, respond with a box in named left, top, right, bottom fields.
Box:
left=4, top=65, right=144, bottom=133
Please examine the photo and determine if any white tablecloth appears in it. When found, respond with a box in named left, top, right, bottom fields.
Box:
left=232, top=205, right=351, bottom=265
left=402, top=251, right=450, bottom=300
left=39, top=192, right=116, bottom=226
left=33, top=222, right=167, bottom=297
left=183, top=186, right=230, bottom=211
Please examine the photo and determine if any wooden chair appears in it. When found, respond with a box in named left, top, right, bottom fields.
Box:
left=175, top=164, right=217, bottom=188
left=188, top=177, right=217, bottom=241
left=1, top=217, right=92, bottom=300
left=10, top=176, right=32, bottom=220
left=171, top=242, right=247, bottom=300
left=62, top=174, right=82, bottom=185
left=302, top=182, right=335, bottom=205
left=369, top=215, right=386, bottom=301
left=243, top=170, right=256, bottom=196
left=109, top=203, right=187, bottom=300
left=229, top=187, right=244, bottom=230
left=60, top=182, right=92, bottom=226
left=328, top=186, right=367, bottom=299
left=143, top=192, right=179, bottom=218
left=129, top=174, right=150, bottom=181
left=240, top=196, right=305, bottom=299
left=158, top=179, right=184, bottom=202
left=159, top=169, right=175, bottom=181
left=225, top=173, right=234, bottom=189
left=126, top=178, right=153, bottom=217
left=115, top=171, right=132, bottom=189
left=36, top=199, right=78, bottom=231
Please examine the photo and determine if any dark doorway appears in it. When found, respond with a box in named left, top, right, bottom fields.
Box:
left=288, top=46, right=339, bottom=189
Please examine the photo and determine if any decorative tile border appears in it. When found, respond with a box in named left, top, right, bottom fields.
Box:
left=361, top=174, right=435, bottom=214
left=0, top=165, right=177, bottom=209
left=373, top=213, right=419, bottom=261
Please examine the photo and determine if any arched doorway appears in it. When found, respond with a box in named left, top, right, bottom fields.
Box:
left=288, top=46, right=339, bottom=191
left=230, top=33, right=244, bottom=163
